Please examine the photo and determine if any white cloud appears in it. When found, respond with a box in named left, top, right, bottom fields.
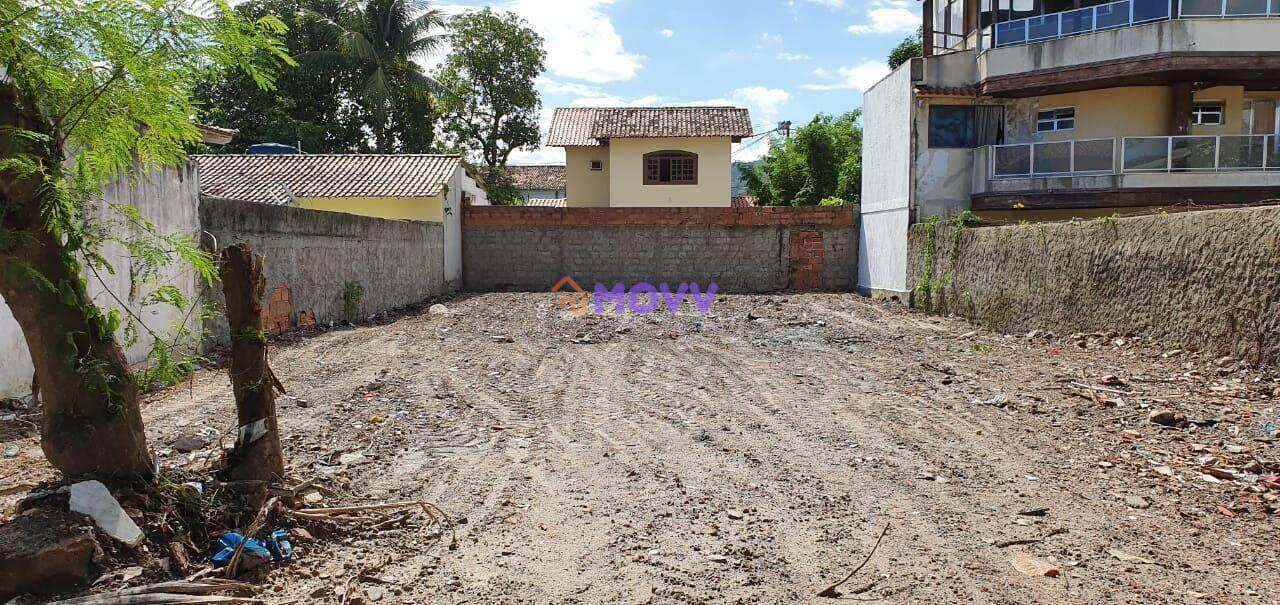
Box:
left=847, top=1, right=920, bottom=35
left=803, top=61, right=891, bottom=92
left=444, top=0, right=643, bottom=84
left=658, top=28, right=675, bottom=38
left=777, top=52, right=811, bottom=62
left=511, top=0, right=643, bottom=83
left=537, top=77, right=603, bottom=97
left=509, top=146, right=567, bottom=164
left=732, top=87, right=789, bottom=126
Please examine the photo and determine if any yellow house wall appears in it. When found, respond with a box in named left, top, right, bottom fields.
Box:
left=299, top=195, right=444, bottom=222
left=564, top=146, right=610, bottom=207
left=607, top=137, right=732, bottom=207
left=1191, top=86, right=1246, bottom=135
left=1035, top=87, right=1172, bottom=141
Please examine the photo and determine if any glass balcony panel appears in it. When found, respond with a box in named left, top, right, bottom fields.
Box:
left=1033, top=142, right=1072, bottom=174
left=994, top=20, right=1026, bottom=45
left=1273, top=0, right=1280, bottom=14
left=1027, top=14, right=1061, bottom=40
left=1132, top=0, right=1173, bottom=20
left=1170, top=137, right=1217, bottom=171
left=1073, top=139, right=1116, bottom=172
left=1180, top=0, right=1223, bottom=15
left=1123, top=138, right=1170, bottom=171
left=1218, top=136, right=1266, bottom=169
left=1269, top=137, right=1280, bottom=168
left=1224, top=0, right=1268, bottom=14
left=1095, top=1, right=1132, bottom=27
left=993, top=145, right=1032, bottom=177
left=1060, top=6, right=1095, bottom=33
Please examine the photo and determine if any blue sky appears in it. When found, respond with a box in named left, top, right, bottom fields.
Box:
left=435, top=0, right=921, bottom=163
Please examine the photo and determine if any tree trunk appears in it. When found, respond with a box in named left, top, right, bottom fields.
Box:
left=0, top=81, right=153, bottom=481
left=218, top=244, right=285, bottom=482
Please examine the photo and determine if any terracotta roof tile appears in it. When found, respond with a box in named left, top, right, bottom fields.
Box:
left=914, top=85, right=979, bottom=97
left=523, top=198, right=566, bottom=208
left=508, top=165, right=566, bottom=190
left=731, top=196, right=759, bottom=208
left=547, top=106, right=753, bottom=147
left=194, top=154, right=462, bottom=205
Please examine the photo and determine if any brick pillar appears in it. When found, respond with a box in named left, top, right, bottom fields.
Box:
left=788, top=230, right=825, bottom=291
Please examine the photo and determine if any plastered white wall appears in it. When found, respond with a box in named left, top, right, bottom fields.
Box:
left=1, top=163, right=202, bottom=399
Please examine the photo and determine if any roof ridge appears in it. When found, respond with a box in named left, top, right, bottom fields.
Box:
left=560, top=105, right=748, bottom=110
left=193, top=153, right=463, bottom=158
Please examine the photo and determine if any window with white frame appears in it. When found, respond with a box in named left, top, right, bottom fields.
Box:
left=1191, top=102, right=1225, bottom=126
left=1036, top=107, right=1075, bottom=132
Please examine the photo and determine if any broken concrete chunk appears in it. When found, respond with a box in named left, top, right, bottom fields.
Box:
left=173, top=428, right=215, bottom=452
left=338, top=452, right=368, bottom=466
left=67, top=480, right=144, bottom=547
left=429, top=304, right=450, bottom=316
left=0, top=508, right=101, bottom=600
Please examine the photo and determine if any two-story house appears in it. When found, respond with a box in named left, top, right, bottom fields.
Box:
left=546, top=106, right=754, bottom=207
left=859, top=0, right=1280, bottom=298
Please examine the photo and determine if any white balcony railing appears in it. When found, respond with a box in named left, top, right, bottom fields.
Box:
left=990, top=135, right=1280, bottom=179
left=1180, top=0, right=1280, bottom=17
left=986, top=0, right=1172, bottom=48
left=981, top=0, right=1279, bottom=50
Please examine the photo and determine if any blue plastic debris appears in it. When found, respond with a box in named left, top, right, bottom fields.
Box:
left=211, top=529, right=293, bottom=567
left=266, top=529, right=293, bottom=561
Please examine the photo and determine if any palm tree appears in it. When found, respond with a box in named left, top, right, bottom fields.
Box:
left=303, top=0, right=445, bottom=152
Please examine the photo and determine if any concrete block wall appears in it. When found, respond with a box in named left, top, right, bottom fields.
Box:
left=200, top=197, right=446, bottom=345
left=907, top=206, right=1280, bottom=366
left=463, top=206, right=858, bottom=293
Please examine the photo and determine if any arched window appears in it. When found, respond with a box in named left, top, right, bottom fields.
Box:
left=643, top=150, right=698, bottom=185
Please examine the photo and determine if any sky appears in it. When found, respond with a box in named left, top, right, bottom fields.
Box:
left=432, top=0, right=921, bottom=164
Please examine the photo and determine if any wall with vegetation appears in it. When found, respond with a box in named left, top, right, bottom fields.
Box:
left=0, top=164, right=202, bottom=400
left=200, top=197, right=446, bottom=345
left=907, top=206, right=1280, bottom=365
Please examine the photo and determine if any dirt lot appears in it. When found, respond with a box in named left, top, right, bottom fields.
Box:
left=4, top=292, right=1279, bottom=604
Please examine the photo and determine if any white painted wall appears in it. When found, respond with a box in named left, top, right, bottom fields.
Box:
left=460, top=170, right=489, bottom=206
left=444, top=168, right=464, bottom=287
left=859, top=63, right=917, bottom=297
left=0, top=163, right=201, bottom=399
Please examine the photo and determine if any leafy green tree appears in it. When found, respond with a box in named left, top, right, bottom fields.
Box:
left=0, top=0, right=287, bottom=480
left=888, top=28, right=923, bottom=70
left=438, top=8, right=545, bottom=205
left=745, top=111, right=863, bottom=206
left=303, top=0, right=446, bottom=152
left=197, top=0, right=366, bottom=153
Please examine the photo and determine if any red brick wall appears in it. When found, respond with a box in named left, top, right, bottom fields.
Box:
left=788, top=229, right=824, bottom=290
left=464, top=205, right=855, bottom=228
left=261, top=286, right=292, bottom=335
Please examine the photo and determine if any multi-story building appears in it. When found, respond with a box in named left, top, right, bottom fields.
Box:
left=858, top=0, right=1280, bottom=298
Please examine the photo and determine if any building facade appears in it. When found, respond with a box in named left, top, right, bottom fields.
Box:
left=859, top=0, right=1280, bottom=298
left=547, top=106, right=753, bottom=207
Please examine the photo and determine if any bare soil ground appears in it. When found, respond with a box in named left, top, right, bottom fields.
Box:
left=3, top=292, right=1279, bottom=604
